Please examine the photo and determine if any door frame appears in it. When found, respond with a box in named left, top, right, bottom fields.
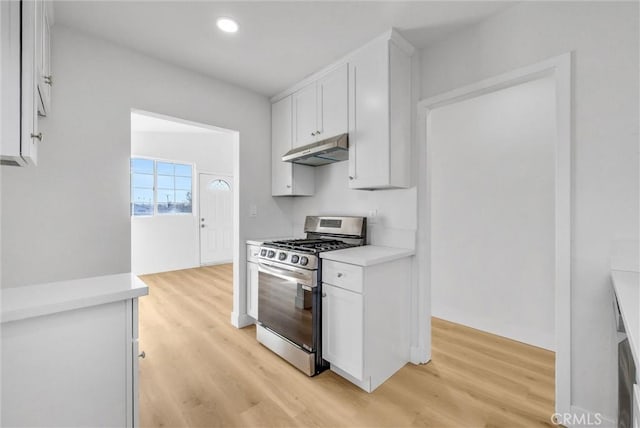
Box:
left=198, top=172, right=234, bottom=266
left=415, top=53, right=572, bottom=415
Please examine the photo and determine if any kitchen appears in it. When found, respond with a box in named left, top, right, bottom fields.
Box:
left=1, top=1, right=638, bottom=427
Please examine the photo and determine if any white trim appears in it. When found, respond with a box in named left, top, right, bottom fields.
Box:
left=129, top=156, right=196, bottom=218
left=130, top=108, right=232, bottom=135
left=416, top=52, right=572, bottom=415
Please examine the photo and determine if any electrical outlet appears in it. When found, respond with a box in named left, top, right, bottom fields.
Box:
left=368, top=209, right=378, bottom=224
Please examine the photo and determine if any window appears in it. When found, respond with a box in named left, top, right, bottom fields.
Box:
left=208, top=179, right=231, bottom=191
left=130, top=158, right=193, bottom=216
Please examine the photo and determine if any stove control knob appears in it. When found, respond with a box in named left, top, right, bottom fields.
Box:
left=299, top=256, right=309, bottom=266
left=267, top=250, right=276, bottom=258
left=291, top=255, right=300, bottom=264
left=260, top=249, right=267, bottom=257
left=278, top=252, right=287, bottom=261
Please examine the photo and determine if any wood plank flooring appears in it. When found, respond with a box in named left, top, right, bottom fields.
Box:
left=138, top=264, right=555, bottom=428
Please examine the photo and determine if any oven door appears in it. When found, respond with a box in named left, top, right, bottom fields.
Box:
left=258, top=261, right=316, bottom=352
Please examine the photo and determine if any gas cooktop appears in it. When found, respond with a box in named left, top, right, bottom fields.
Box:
left=263, top=238, right=357, bottom=254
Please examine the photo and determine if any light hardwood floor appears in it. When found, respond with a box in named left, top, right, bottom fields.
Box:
left=139, top=264, right=555, bottom=428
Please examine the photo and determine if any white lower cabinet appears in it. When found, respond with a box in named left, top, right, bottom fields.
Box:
left=322, top=284, right=364, bottom=380
left=246, top=244, right=260, bottom=320
left=1, top=298, right=142, bottom=427
left=321, top=255, right=411, bottom=392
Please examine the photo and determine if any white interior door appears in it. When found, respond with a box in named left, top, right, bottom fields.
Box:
left=199, top=173, right=233, bottom=265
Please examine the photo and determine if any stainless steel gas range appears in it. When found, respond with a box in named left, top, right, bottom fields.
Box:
left=256, top=216, right=367, bottom=376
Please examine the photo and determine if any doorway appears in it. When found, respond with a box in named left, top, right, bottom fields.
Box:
left=416, top=54, right=572, bottom=415
left=199, top=173, right=234, bottom=265
left=130, top=110, right=238, bottom=275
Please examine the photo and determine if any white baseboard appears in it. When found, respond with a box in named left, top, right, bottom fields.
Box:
left=230, top=312, right=254, bottom=328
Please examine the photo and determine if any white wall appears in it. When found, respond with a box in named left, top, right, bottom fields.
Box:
left=430, top=76, right=556, bottom=350
left=130, top=131, right=234, bottom=275
left=1, top=26, right=293, bottom=295
left=420, top=1, right=639, bottom=418
left=291, top=161, right=417, bottom=247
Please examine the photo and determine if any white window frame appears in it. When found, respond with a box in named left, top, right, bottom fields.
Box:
left=130, top=156, right=195, bottom=217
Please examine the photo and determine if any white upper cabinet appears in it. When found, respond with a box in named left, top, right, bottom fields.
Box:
left=1, top=0, right=53, bottom=167
left=292, top=64, right=348, bottom=148
left=318, top=64, right=348, bottom=141
left=271, top=95, right=314, bottom=196
left=292, top=82, right=318, bottom=148
left=348, top=34, right=413, bottom=190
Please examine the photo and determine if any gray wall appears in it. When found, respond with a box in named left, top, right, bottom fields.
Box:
left=420, top=1, right=639, bottom=418
left=1, top=25, right=292, bottom=287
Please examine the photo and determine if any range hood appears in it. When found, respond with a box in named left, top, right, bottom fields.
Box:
left=282, top=133, right=348, bottom=166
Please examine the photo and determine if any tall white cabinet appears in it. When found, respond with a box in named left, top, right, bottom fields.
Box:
left=1, top=274, right=148, bottom=427
left=348, top=35, right=413, bottom=190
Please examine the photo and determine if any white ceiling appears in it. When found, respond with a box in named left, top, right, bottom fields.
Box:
left=54, top=1, right=516, bottom=97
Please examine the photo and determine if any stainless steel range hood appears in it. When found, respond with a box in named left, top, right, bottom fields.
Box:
left=282, top=133, right=348, bottom=166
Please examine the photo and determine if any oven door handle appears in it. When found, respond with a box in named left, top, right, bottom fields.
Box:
left=258, top=263, right=316, bottom=287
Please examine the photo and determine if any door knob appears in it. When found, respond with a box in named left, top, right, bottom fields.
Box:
left=322, top=292, right=327, bottom=298
left=337, top=273, right=343, bottom=278
left=201, top=218, right=205, bottom=221
left=138, top=351, right=146, bottom=359
left=201, top=224, right=205, bottom=228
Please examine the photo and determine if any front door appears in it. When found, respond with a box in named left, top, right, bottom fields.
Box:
left=199, top=173, right=233, bottom=265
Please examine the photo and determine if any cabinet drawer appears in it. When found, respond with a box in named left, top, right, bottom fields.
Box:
left=322, top=260, right=363, bottom=293
left=247, top=245, right=261, bottom=263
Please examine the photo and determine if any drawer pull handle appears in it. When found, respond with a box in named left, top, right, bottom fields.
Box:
left=138, top=351, right=146, bottom=359
left=337, top=273, right=343, bottom=278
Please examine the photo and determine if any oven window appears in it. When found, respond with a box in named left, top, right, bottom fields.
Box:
left=258, top=271, right=313, bottom=350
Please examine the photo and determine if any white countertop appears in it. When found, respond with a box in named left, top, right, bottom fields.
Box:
left=320, top=245, right=415, bottom=266
left=1, top=273, right=149, bottom=323
left=612, top=270, right=640, bottom=367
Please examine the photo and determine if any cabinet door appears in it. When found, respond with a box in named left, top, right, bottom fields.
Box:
left=348, top=40, right=390, bottom=189
left=246, top=262, right=259, bottom=320
left=36, top=0, right=51, bottom=116
left=317, top=64, right=348, bottom=140
left=292, top=82, right=318, bottom=148
left=271, top=96, right=293, bottom=195
left=21, top=0, right=39, bottom=165
left=322, top=284, right=364, bottom=380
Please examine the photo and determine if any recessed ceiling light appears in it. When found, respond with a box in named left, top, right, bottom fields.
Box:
left=216, top=17, right=239, bottom=34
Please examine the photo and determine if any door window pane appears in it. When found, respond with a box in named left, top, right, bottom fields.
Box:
left=208, top=179, right=231, bottom=191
